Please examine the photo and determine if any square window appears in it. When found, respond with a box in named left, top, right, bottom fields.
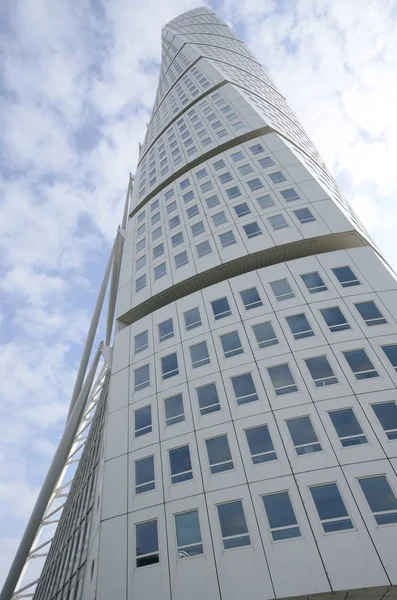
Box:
left=270, top=278, right=294, bottom=301
left=220, top=331, right=244, bottom=358
left=286, top=313, right=314, bottom=340
left=169, top=215, right=180, bottom=229
left=231, top=373, right=258, bottom=405
left=211, top=297, right=232, bottom=320
left=219, top=171, right=233, bottom=184
left=231, top=150, right=244, bottom=162
left=382, top=344, right=397, bottom=371
left=135, top=274, right=147, bottom=292
left=301, top=272, right=328, bottom=294
left=175, top=251, right=188, bottom=268
left=135, top=405, right=152, bottom=437
left=190, top=341, right=210, bottom=368
left=219, top=231, right=236, bottom=247
left=200, top=181, right=213, bottom=193
left=247, top=178, right=264, bottom=191
left=158, top=318, right=174, bottom=342
left=226, top=186, right=241, bottom=199
left=243, top=222, right=262, bottom=238
left=245, top=425, right=277, bottom=463
left=269, top=171, right=286, bottom=184
left=371, top=401, right=397, bottom=440
left=136, top=255, right=146, bottom=271
left=305, top=356, right=338, bottom=387
left=328, top=408, right=367, bottom=447
left=154, top=263, right=166, bottom=280
left=320, top=307, right=351, bottom=332
left=280, top=188, right=299, bottom=201
left=187, top=205, right=199, bottom=219
left=184, top=307, right=202, bottom=331
left=256, top=194, right=274, bottom=210
left=332, top=266, right=360, bottom=288
left=343, top=349, right=379, bottom=380
left=134, top=364, right=149, bottom=391
left=206, top=194, right=220, bottom=209
left=286, top=416, right=322, bottom=455
left=217, top=501, right=250, bottom=549
left=197, top=382, right=220, bottom=415
left=294, top=208, right=315, bottom=224
left=165, top=393, right=185, bottom=426
left=258, top=156, right=274, bottom=168
left=262, top=492, right=301, bottom=541
left=135, top=456, right=155, bottom=494
left=169, top=445, right=193, bottom=484
left=171, top=232, right=184, bottom=247
left=252, top=321, right=278, bottom=348
left=234, top=202, right=251, bottom=217
left=238, top=163, right=254, bottom=176
left=213, top=159, right=226, bottom=170
left=354, top=301, right=387, bottom=326
left=135, top=330, right=148, bottom=353
left=206, top=435, right=234, bottom=473
left=175, top=510, right=203, bottom=558
left=153, top=243, right=164, bottom=260
left=136, top=520, right=159, bottom=567
left=268, top=364, right=298, bottom=396
left=249, top=144, right=264, bottom=155
left=212, top=211, right=227, bottom=226
left=358, top=476, right=397, bottom=525
left=268, top=214, right=288, bottom=230
left=310, top=483, right=353, bottom=532
left=161, top=352, right=179, bottom=379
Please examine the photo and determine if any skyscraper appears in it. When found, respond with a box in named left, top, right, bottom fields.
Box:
left=3, top=6, right=397, bottom=600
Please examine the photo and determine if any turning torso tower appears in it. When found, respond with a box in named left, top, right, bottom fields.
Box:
left=4, top=6, right=397, bottom=600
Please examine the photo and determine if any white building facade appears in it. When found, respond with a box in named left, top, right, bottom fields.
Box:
left=34, top=7, right=397, bottom=600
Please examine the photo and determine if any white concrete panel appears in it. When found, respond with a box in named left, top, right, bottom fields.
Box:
left=102, top=454, right=128, bottom=521
left=96, top=514, right=127, bottom=600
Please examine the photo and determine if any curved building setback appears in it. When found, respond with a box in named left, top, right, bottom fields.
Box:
left=12, top=6, right=397, bottom=600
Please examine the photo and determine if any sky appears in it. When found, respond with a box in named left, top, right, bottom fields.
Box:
left=0, top=0, right=396, bottom=588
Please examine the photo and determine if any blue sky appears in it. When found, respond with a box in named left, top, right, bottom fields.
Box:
left=0, top=0, right=396, bottom=587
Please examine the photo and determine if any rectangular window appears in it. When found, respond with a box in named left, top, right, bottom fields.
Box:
left=167, top=201, right=177, bottom=214
left=196, top=382, right=220, bottom=415
left=269, top=171, right=286, bottom=184
left=382, top=344, right=397, bottom=371
left=286, top=416, right=322, bottom=455
left=358, top=475, right=397, bottom=525
left=195, top=167, right=208, bottom=180
left=245, top=425, right=277, bottom=463
left=280, top=188, right=299, bottom=202
left=219, top=171, right=233, bottom=183
left=205, top=194, right=220, bottom=209
left=343, top=349, right=378, bottom=380
left=220, top=331, right=244, bottom=358
left=180, top=178, right=190, bottom=190
left=262, top=492, right=301, bottom=541
left=320, top=306, right=351, bottom=332
left=152, top=227, right=162, bottom=241
left=354, top=301, right=387, bottom=326
left=161, top=352, right=179, bottom=379
left=238, top=163, right=254, bottom=176
left=371, top=402, right=397, bottom=440
left=135, top=330, right=148, bottom=353
left=158, top=318, right=173, bottom=342
left=136, top=520, right=159, bottom=567
left=268, top=214, right=288, bottom=230
left=206, top=435, right=234, bottom=473
left=310, top=483, right=353, bottom=532
left=286, top=314, right=314, bottom=340
left=240, top=287, right=263, bottom=310
left=165, top=393, right=185, bottom=426
left=200, top=181, right=213, bottom=193
left=137, top=223, right=145, bottom=237
left=249, top=144, right=264, bottom=155
left=226, top=186, right=241, bottom=199
left=171, top=232, right=184, bottom=247
left=301, top=272, right=328, bottom=293
left=134, top=364, right=149, bottom=391
left=256, top=194, right=274, bottom=210
left=183, top=190, right=194, bottom=203
left=184, top=307, right=202, bottom=331
left=247, top=178, right=264, bottom=191
left=234, top=202, right=251, bottom=217
left=231, top=373, right=258, bottom=405
left=332, top=266, right=360, bottom=288
left=213, top=159, right=226, bottom=170
left=175, top=251, right=188, bottom=268
left=259, top=156, right=275, bottom=168
left=154, top=263, right=166, bottom=280
left=175, top=510, right=203, bottom=558
left=165, top=188, right=175, bottom=199
left=212, top=211, right=227, bottom=226
left=252, top=321, right=278, bottom=348
left=153, top=243, right=164, bottom=259
left=328, top=408, right=367, bottom=447
left=135, top=456, right=155, bottom=494
left=268, top=364, right=298, bottom=396
left=169, top=445, right=193, bottom=484
left=169, top=216, right=180, bottom=229
left=135, top=405, right=152, bottom=437
left=191, top=221, right=205, bottom=236
left=190, top=341, right=210, bottom=368
left=243, top=222, right=262, bottom=238
left=294, top=207, right=315, bottom=224
left=270, top=279, right=295, bottom=301
left=187, top=205, right=199, bottom=219
left=217, top=501, right=250, bottom=549
left=136, top=255, right=146, bottom=271
left=212, top=297, right=232, bottom=320
left=219, top=231, right=236, bottom=247
left=135, top=274, right=146, bottom=292
left=305, top=356, right=338, bottom=387
left=151, top=199, right=159, bottom=211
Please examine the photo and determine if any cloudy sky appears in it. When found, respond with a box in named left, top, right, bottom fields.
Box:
left=0, top=0, right=396, bottom=587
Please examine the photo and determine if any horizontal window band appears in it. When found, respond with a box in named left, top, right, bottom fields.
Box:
left=118, top=231, right=369, bottom=326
